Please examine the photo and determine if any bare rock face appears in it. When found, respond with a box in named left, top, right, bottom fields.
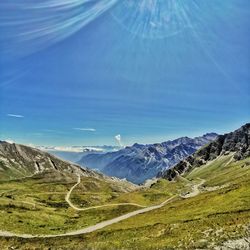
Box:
left=159, top=123, right=250, bottom=180
left=221, top=124, right=250, bottom=160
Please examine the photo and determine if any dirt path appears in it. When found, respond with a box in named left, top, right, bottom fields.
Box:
left=0, top=178, right=205, bottom=239
left=0, top=195, right=177, bottom=239
left=65, top=174, right=81, bottom=210
left=180, top=178, right=205, bottom=198
left=65, top=175, right=146, bottom=211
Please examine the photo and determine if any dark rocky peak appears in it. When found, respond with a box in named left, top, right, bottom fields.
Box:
left=159, top=123, right=250, bottom=180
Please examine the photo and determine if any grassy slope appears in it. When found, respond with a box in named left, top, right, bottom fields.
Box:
left=0, top=170, right=188, bottom=237
left=0, top=156, right=249, bottom=249
left=0, top=172, right=136, bottom=235
left=70, top=176, right=188, bottom=207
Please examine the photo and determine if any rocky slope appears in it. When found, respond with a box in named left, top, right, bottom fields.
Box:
left=0, top=141, right=103, bottom=181
left=0, top=141, right=137, bottom=192
left=159, top=123, right=250, bottom=180
left=78, top=133, right=218, bottom=184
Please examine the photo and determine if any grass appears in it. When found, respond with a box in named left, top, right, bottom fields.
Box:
left=0, top=156, right=249, bottom=249
left=70, top=177, right=188, bottom=207
left=0, top=170, right=189, bottom=236
left=0, top=174, right=136, bottom=235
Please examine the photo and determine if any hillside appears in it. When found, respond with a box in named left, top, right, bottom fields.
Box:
left=0, top=141, right=182, bottom=237
left=159, top=123, right=250, bottom=180
left=78, top=133, right=217, bottom=184
left=0, top=127, right=249, bottom=249
left=0, top=141, right=102, bottom=181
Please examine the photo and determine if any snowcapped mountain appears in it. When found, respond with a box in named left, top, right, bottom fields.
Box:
left=78, top=133, right=218, bottom=184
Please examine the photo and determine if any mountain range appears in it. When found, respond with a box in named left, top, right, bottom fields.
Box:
left=0, top=124, right=249, bottom=249
left=159, top=123, right=250, bottom=180
left=78, top=133, right=218, bottom=184
left=0, top=140, right=135, bottom=193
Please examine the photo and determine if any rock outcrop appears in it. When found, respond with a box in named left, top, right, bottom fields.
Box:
left=159, top=123, right=250, bottom=180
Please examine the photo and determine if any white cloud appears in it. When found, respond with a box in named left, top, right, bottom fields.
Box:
left=73, top=128, right=96, bottom=132
left=115, top=134, right=123, bottom=147
left=37, top=145, right=104, bottom=153
left=7, top=113, right=24, bottom=118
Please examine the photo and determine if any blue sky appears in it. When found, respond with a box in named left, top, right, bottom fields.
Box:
left=0, top=0, right=249, bottom=146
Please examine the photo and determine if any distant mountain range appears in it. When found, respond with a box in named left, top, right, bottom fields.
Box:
left=36, top=145, right=119, bottom=164
left=78, top=133, right=218, bottom=184
left=159, top=123, right=250, bottom=180
left=0, top=126, right=249, bottom=248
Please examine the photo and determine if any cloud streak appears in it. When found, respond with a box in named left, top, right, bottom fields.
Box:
left=0, top=0, right=118, bottom=57
left=73, top=128, right=96, bottom=132
left=7, top=114, right=24, bottom=118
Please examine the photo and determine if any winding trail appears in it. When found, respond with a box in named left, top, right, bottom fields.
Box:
left=0, top=195, right=177, bottom=239
left=0, top=178, right=205, bottom=239
left=180, top=178, right=205, bottom=198
left=65, top=175, right=146, bottom=211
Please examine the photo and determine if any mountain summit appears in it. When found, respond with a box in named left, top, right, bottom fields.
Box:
left=159, top=123, right=250, bottom=180
left=78, top=133, right=218, bottom=184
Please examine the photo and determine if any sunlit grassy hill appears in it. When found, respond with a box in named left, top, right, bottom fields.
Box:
left=0, top=124, right=249, bottom=249
left=0, top=155, right=249, bottom=249
left=0, top=141, right=184, bottom=237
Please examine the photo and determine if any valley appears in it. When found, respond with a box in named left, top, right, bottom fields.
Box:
left=1, top=1, right=249, bottom=248
left=0, top=155, right=249, bottom=249
left=0, top=170, right=184, bottom=237
left=0, top=124, right=249, bottom=249
left=78, top=133, right=218, bottom=184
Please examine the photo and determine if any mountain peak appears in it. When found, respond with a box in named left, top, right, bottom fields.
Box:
left=202, top=132, right=218, bottom=137
left=132, top=143, right=144, bottom=148
left=78, top=132, right=218, bottom=184
left=159, top=123, right=250, bottom=180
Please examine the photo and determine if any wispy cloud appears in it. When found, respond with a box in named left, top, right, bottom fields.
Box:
left=42, top=129, right=56, bottom=132
left=7, top=113, right=24, bottom=118
left=1, top=0, right=118, bottom=57
left=30, top=133, right=43, bottom=137
left=41, top=129, right=69, bottom=135
left=73, top=128, right=96, bottom=132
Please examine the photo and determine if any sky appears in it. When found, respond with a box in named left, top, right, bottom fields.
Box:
left=0, top=0, right=249, bottom=146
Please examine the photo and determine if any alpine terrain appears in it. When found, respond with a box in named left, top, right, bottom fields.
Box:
left=78, top=133, right=218, bottom=183
left=159, top=123, right=250, bottom=180
left=0, top=124, right=249, bottom=249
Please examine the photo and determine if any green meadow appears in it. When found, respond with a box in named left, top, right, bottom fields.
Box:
left=0, top=156, right=249, bottom=249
